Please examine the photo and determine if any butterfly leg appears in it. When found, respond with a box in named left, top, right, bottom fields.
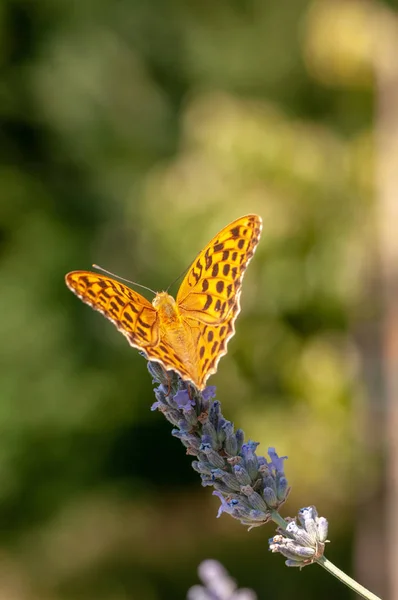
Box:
left=162, top=368, right=172, bottom=397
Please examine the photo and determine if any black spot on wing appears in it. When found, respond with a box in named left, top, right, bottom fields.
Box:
left=203, top=295, right=212, bottom=310
left=205, top=249, right=212, bottom=269
left=223, top=264, right=230, bottom=276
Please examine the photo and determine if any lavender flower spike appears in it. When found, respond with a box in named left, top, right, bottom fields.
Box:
left=148, top=361, right=290, bottom=528
left=187, top=560, right=257, bottom=600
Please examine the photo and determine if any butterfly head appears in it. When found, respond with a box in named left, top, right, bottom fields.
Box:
left=152, top=291, right=179, bottom=323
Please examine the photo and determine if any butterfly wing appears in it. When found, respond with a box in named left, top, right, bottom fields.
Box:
left=65, top=271, right=159, bottom=350
left=176, top=214, right=262, bottom=389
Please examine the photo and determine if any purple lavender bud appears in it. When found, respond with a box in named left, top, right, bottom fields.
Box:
left=263, top=486, right=278, bottom=508
left=183, top=408, right=199, bottom=428
left=220, top=419, right=233, bottom=436
left=240, top=442, right=259, bottom=480
left=202, top=449, right=226, bottom=469
left=192, top=461, right=210, bottom=475
left=303, top=518, right=318, bottom=544
left=199, top=435, right=214, bottom=452
left=285, top=560, right=307, bottom=568
left=268, top=447, right=287, bottom=474
left=246, top=440, right=260, bottom=451
left=298, top=507, right=319, bottom=543
left=214, top=418, right=227, bottom=445
left=262, top=475, right=277, bottom=494
left=298, top=506, right=317, bottom=523
left=269, top=535, right=315, bottom=561
left=161, top=408, right=185, bottom=426
left=276, top=476, right=289, bottom=501
left=316, top=517, right=329, bottom=543
left=154, top=386, right=167, bottom=403
left=151, top=387, right=169, bottom=411
left=228, top=501, right=254, bottom=521
left=286, top=521, right=315, bottom=547
left=235, top=429, right=245, bottom=453
left=172, top=433, right=196, bottom=451
left=245, top=509, right=269, bottom=524
left=172, top=430, right=201, bottom=451
left=234, top=465, right=252, bottom=486
left=212, top=482, right=233, bottom=494
left=224, top=435, right=238, bottom=457
left=211, top=469, right=242, bottom=492
left=241, top=487, right=268, bottom=512
left=209, top=401, right=221, bottom=429
left=298, top=507, right=329, bottom=543
left=177, top=418, right=192, bottom=432
left=200, top=476, right=212, bottom=488
left=147, top=361, right=170, bottom=386
left=202, top=422, right=220, bottom=450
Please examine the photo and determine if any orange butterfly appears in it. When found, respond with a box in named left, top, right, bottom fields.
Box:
left=65, top=214, right=262, bottom=390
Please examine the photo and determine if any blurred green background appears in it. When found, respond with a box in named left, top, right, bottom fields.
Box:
left=1, top=0, right=395, bottom=598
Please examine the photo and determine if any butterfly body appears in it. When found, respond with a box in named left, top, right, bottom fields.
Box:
left=66, top=214, right=262, bottom=390
left=152, top=292, right=204, bottom=384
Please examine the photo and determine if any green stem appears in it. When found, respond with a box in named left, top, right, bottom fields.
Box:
left=270, top=511, right=382, bottom=600
left=317, top=557, right=382, bottom=600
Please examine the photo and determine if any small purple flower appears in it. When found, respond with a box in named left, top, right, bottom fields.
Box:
left=268, top=447, right=287, bottom=474
left=213, top=491, right=235, bottom=518
left=202, top=386, right=217, bottom=401
left=174, top=390, right=196, bottom=410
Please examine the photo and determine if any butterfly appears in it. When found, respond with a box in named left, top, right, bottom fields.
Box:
left=65, top=214, right=262, bottom=390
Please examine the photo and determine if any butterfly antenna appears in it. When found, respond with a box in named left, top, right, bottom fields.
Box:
left=92, top=264, right=157, bottom=295
left=166, top=265, right=190, bottom=293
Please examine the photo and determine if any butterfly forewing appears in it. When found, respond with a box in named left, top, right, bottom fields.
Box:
left=176, top=214, right=262, bottom=388
left=65, top=272, right=159, bottom=348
